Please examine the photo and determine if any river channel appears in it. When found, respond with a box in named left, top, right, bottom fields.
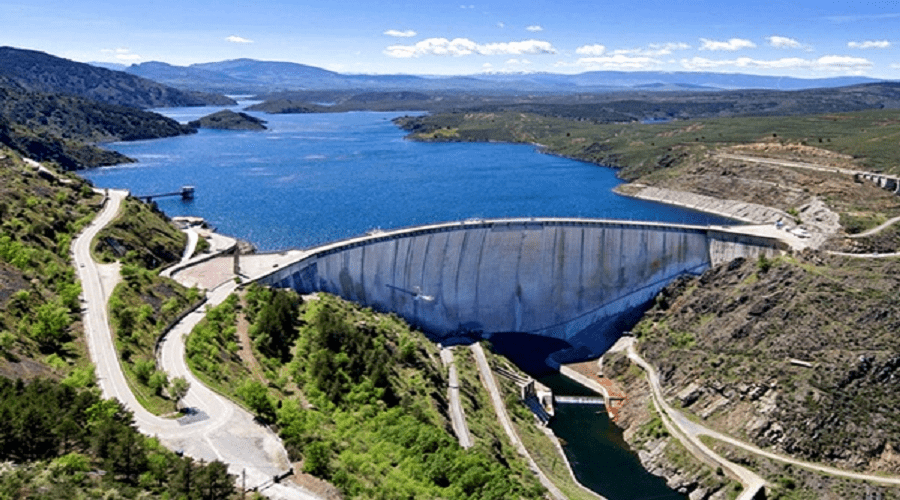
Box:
left=82, top=105, right=725, bottom=499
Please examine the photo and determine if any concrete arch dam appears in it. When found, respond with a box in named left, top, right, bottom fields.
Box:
left=255, top=218, right=782, bottom=358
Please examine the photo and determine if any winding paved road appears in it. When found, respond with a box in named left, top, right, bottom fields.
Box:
left=623, top=340, right=766, bottom=500
left=440, top=347, right=473, bottom=449
left=847, top=215, right=900, bottom=239
left=714, top=153, right=864, bottom=176
left=73, top=189, right=321, bottom=500
left=625, top=338, right=900, bottom=496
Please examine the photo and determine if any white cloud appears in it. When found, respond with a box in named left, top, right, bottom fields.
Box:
left=526, top=25, right=543, bottom=32
left=848, top=40, right=891, bottom=49
left=767, top=36, right=803, bottom=49
left=226, top=35, right=253, bottom=44
left=497, top=22, right=505, bottom=28
left=650, top=42, right=690, bottom=53
left=479, top=39, right=555, bottom=55
left=680, top=55, right=872, bottom=72
left=699, top=38, right=756, bottom=51
left=678, top=57, right=732, bottom=69
left=573, top=54, right=662, bottom=70
left=612, top=42, right=690, bottom=57
left=385, top=38, right=477, bottom=57
left=506, top=58, right=532, bottom=65
left=815, top=55, right=873, bottom=70
left=101, top=48, right=142, bottom=62
left=384, top=29, right=417, bottom=38
left=460, top=4, right=475, bottom=8
left=575, top=44, right=606, bottom=56
left=385, top=38, right=556, bottom=58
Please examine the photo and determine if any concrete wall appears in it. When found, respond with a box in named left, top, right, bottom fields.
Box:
left=708, top=229, right=786, bottom=266
left=257, top=219, right=780, bottom=353
left=858, top=173, right=900, bottom=194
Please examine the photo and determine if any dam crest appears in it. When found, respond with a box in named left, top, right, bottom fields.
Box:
left=255, top=218, right=784, bottom=362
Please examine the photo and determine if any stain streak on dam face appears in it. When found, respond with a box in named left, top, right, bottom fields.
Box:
left=257, top=219, right=781, bottom=357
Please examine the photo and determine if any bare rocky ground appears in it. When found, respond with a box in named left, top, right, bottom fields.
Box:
left=606, top=360, right=738, bottom=500
left=628, top=142, right=900, bottom=247
left=605, top=252, right=900, bottom=498
left=602, top=142, right=900, bottom=497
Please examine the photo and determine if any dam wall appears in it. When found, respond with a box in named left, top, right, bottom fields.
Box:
left=256, top=219, right=781, bottom=352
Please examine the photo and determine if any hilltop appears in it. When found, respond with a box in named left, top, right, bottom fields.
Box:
left=0, top=47, right=234, bottom=109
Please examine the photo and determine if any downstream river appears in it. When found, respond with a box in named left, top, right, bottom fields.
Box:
left=82, top=105, right=723, bottom=499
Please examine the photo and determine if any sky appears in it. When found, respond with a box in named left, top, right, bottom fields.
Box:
left=4, top=0, right=900, bottom=79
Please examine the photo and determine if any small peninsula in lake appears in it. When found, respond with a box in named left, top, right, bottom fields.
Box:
left=188, top=109, right=267, bottom=130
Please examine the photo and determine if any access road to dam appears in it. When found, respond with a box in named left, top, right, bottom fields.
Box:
left=73, top=189, right=322, bottom=500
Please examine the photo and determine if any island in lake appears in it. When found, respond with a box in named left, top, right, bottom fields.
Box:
left=188, top=109, right=267, bottom=131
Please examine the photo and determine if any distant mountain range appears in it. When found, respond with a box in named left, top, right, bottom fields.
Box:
left=115, top=58, right=885, bottom=94
left=0, top=47, right=234, bottom=108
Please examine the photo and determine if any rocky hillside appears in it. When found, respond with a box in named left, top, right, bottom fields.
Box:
left=618, top=253, right=900, bottom=476
left=0, top=46, right=234, bottom=109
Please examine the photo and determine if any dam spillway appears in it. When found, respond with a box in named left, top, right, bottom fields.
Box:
left=255, top=218, right=782, bottom=358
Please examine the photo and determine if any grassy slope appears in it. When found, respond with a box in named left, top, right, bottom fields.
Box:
left=94, top=197, right=186, bottom=270
left=107, top=266, right=202, bottom=415
left=397, top=108, right=900, bottom=177
left=0, top=147, right=101, bottom=382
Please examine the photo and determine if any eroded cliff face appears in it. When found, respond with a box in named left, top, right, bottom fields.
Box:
left=605, top=253, right=900, bottom=498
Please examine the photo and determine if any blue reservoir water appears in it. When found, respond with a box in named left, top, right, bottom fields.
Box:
left=80, top=106, right=716, bottom=499
left=82, top=105, right=729, bottom=252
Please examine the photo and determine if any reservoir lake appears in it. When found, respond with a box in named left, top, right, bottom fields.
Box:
left=82, top=105, right=730, bottom=500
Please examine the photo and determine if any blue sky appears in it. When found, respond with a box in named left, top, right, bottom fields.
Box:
left=5, top=0, right=900, bottom=78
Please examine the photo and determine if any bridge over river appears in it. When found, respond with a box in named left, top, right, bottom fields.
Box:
left=255, top=218, right=785, bottom=361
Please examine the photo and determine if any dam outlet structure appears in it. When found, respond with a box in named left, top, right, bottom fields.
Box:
left=255, top=218, right=784, bottom=362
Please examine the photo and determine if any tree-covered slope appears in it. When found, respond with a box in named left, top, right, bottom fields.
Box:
left=0, top=377, right=235, bottom=499
left=0, top=78, right=197, bottom=169
left=187, top=288, right=547, bottom=499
